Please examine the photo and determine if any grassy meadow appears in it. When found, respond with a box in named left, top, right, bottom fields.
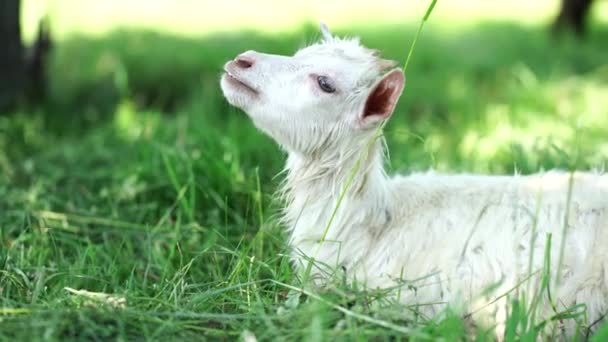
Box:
left=2, top=1, right=608, bottom=340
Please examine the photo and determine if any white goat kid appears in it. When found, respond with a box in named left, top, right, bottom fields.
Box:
left=220, top=24, right=608, bottom=335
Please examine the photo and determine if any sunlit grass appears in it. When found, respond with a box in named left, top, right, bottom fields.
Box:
left=21, top=0, right=608, bottom=43
left=458, top=67, right=608, bottom=173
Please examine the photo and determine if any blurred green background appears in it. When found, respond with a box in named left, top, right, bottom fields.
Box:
left=1, top=0, right=608, bottom=340
left=6, top=0, right=608, bottom=173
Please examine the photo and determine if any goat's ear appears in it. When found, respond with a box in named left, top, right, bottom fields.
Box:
left=320, top=21, right=333, bottom=42
left=359, top=68, right=405, bottom=127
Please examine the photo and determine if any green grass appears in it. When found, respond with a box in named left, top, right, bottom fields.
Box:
left=2, top=17, right=608, bottom=341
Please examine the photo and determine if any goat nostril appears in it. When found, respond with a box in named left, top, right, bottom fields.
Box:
left=235, top=56, right=254, bottom=69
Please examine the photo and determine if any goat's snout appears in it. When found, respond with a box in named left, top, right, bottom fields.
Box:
left=234, top=51, right=256, bottom=69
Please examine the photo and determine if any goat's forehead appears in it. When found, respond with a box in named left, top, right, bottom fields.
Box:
left=295, top=40, right=375, bottom=65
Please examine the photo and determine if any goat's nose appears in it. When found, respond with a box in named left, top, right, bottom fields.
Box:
left=234, top=54, right=255, bottom=69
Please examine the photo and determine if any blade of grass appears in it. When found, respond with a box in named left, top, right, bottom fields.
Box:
left=270, top=279, right=430, bottom=339
left=403, top=0, right=438, bottom=73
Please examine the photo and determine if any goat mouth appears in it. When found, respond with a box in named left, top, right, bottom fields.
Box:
left=223, top=71, right=258, bottom=95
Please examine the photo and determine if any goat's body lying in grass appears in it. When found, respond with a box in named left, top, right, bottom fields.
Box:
left=221, top=24, right=608, bottom=337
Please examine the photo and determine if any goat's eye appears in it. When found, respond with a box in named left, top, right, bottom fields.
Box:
left=317, top=76, right=336, bottom=93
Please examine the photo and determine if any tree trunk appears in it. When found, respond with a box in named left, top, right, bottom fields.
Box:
left=0, top=0, right=24, bottom=113
left=26, top=18, right=52, bottom=104
left=553, top=0, right=594, bottom=37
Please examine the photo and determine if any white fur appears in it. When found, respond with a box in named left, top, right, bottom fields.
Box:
left=220, top=25, right=608, bottom=336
